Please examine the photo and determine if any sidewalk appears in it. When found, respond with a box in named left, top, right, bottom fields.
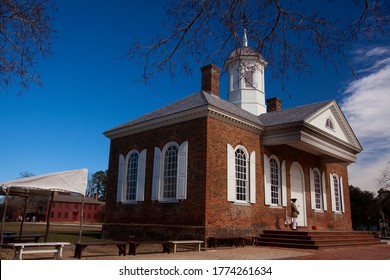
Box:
left=1, top=242, right=389, bottom=260
left=276, top=244, right=390, bottom=260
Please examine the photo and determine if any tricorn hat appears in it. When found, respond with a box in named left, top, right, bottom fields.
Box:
left=291, top=198, right=297, bottom=202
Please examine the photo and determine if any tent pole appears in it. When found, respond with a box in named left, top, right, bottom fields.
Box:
left=1, top=188, right=10, bottom=245
left=78, top=195, right=85, bottom=243
left=45, top=192, right=54, bottom=242
left=18, top=195, right=28, bottom=240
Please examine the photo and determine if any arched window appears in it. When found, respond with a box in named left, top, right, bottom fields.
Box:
left=310, top=168, right=327, bottom=211
left=235, top=148, right=248, bottom=201
left=270, top=158, right=280, bottom=205
left=227, top=144, right=256, bottom=203
left=264, top=155, right=286, bottom=206
left=116, top=149, right=147, bottom=203
left=325, top=118, right=334, bottom=130
left=314, top=170, right=322, bottom=209
left=163, top=145, right=179, bottom=199
left=330, top=174, right=345, bottom=213
left=152, top=141, right=188, bottom=202
left=126, top=152, right=139, bottom=201
left=333, top=175, right=342, bottom=211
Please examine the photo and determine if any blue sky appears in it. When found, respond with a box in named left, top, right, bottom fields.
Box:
left=0, top=1, right=389, bottom=193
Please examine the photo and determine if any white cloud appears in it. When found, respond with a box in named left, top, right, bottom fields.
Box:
left=341, top=46, right=390, bottom=193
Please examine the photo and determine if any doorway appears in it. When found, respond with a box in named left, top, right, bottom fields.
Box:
left=290, top=162, right=307, bottom=227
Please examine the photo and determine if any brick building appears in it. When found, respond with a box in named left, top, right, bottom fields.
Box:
left=50, top=194, right=105, bottom=223
left=102, top=32, right=362, bottom=241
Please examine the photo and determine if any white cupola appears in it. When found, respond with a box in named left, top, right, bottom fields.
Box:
left=224, top=29, right=268, bottom=115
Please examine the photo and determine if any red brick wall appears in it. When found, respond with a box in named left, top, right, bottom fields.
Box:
left=104, top=115, right=353, bottom=240
left=104, top=117, right=209, bottom=240
left=263, top=145, right=352, bottom=231
left=204, top=117, right=263, bottom=238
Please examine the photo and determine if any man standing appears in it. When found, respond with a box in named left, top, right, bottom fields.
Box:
left=291, top=198, right=299, bottom=230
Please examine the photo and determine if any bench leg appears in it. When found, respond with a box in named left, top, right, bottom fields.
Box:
left=54, top=246, right=64, bottom=259
left=14, top=248, right=23, bottom=260
left=74, top=244, right=88, bottom=259
left=128, top=243, right=139, bottom=256
left=116, top=244, right=126, bottom=256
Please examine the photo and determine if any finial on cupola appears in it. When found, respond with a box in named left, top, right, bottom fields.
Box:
left=243, top=29, right=248, bottom=47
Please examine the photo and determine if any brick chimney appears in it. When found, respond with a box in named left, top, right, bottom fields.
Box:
left=201, top=64, right=221, bottom=96
left=266, top=97, right=282, bottom=112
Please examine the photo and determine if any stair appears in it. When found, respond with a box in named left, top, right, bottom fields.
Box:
left=256, top=230, right=382, bottom=249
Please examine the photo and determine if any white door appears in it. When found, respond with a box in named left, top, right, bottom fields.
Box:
left=290, top=162, right=306, bottom=227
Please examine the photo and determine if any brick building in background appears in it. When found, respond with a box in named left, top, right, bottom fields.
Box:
left=102, top=31, right=362, bottom=241
left=50, top=194, right=105, bottom=223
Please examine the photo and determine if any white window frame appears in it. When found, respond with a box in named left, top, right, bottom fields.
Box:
left=310, top=168, right=327, bottom=211
left=152, top=141, right=188, bottom=202
left=330, top=173, right=345, bottom=213
left=227, top=144, right=256, bottom=204
left=116, top=149, right=147, bottom=204
left=264, top=154, right=287, bottom=207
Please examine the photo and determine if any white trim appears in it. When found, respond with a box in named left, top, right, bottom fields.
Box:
left=136, top=149, right=147, bottom=202
left=151, top=147, right=161, bottom=201
left=340, top=177, right=345, bottom=213
left=227, top=144, right=236, bottom=202
left=249, top=151, right=256, bottom=204
left=281, top=160, right=287, bottom=207
left=116, top=154, right=125, bottom=203
left=263, top=154, right=271, bottom=206
left=322, top=171, right=327, bottom=211
left=310, top=168, right=316, bottom=210
left=177, top=141, right=188, bottom=200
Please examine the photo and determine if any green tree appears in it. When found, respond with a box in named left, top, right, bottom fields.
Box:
left=349, top=185, right=380, bottom=230
left=0, top=0, right=56, bottom=95
left=86, top=170, right=108, bottom=201
left=127, top=0, right=389, bottom=84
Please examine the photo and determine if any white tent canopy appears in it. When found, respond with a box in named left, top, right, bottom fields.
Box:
left=0, top=168, right=88, bottom=195
left=0, top=168, right=88, bottom=245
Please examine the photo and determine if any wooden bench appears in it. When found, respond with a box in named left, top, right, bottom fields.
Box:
left=128, top=241, right=171, bottom=256
left=208, top=236, right=258, bottom=248
left=236, top=236, right=259, bottom=246
left=3, top=234, right=45, bottom=244
left=9, top=242, right=70, bottom=260
left=74, top=240, right=128, bottom=259
left=169, top=240, right=204, bottom=253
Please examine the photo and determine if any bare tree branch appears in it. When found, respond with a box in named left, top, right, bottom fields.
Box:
left=0, top=0, right=56, bottom=95
left=126, top=0, right=389, bottom=86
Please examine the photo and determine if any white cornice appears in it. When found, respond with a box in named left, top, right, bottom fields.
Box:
left=104, top=105, right=263, bottom=139
left=263, top=123, right=360, bottom=163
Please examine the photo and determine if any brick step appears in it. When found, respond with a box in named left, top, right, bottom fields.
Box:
left=257, top=230, right=381, bottom=249
left=258, top=237, right=381, bottom=245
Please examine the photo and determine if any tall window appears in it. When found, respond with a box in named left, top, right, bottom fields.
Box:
left=235, top=148, right=248, bottom=201
left=270, top=158, right=281, bottom=205
left=163, top=145, right=179, bottom=199
left=330, top=173, right=344, bottom=213
left=152, top=141, right=188, bottom=202
left=116, top=149, right=147, bottom=203
left=264, top=155, right=287, bottom=207
left=227, top=144, right=256, bottom=204
left=126, top=152, right=139, bottom=201
left=314, top=170, right=323, bottom=209
left=333, top=175, right=342, bottom=212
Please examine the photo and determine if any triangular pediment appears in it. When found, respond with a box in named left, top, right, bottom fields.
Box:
left=305, top=100, right=361, bottom=150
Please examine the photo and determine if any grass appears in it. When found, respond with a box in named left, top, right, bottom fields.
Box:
left=1, top=222, right=102, bottom=243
